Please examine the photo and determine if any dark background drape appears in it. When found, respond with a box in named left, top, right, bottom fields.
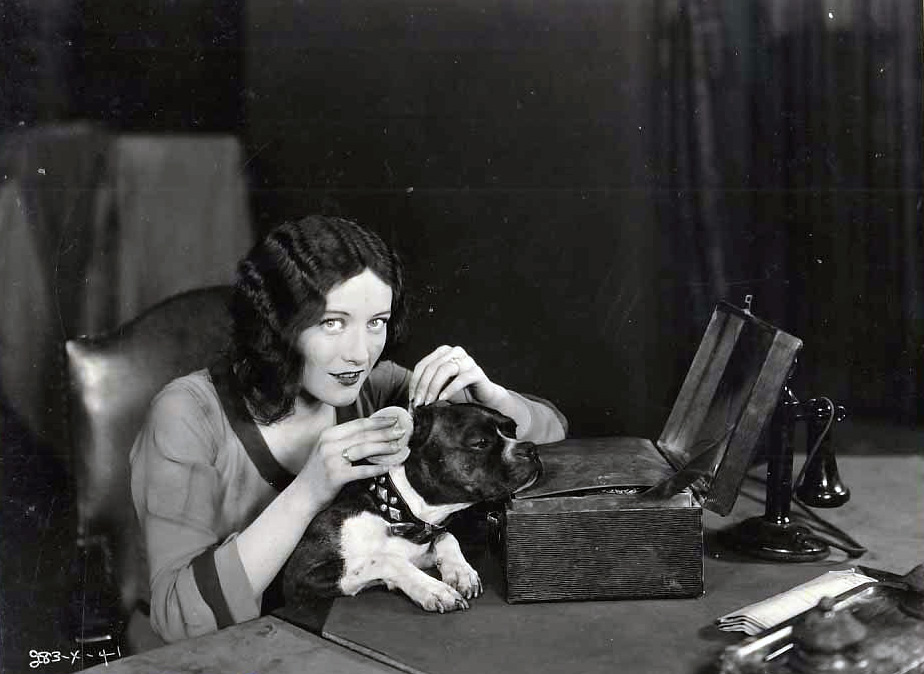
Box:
left=2, top=0, right=921, bottom=438
left=243, top=0, right=924, bottom=436
left=656, top=0, right=923, bottom=425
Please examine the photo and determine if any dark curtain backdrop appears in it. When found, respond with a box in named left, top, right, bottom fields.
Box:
left=245, top=0, right=672, bottom=438
left=655, top=0, right=923, bottom=423
left=1, top=0, right=920, bottom=436
left=1, top=0, right=244, bottom=132
left=245, top=0, right=922, bottom=434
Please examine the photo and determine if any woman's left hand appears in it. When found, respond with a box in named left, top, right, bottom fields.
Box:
left=409, top=345, right=508, bottom=409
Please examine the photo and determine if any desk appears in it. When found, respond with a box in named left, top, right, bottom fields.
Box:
left=78, top=615, right=398, bottom=674
left=84, top=454, right=924, bottom=674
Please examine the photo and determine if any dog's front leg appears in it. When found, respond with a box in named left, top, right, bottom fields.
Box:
left=342, top=554, right=470, bottom=613
left=339, top=514, right=470, bottom=613
left=433, top=532, right=482, bottom=599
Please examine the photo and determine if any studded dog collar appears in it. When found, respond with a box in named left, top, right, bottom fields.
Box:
left=368, top=474, right=447, bottom=544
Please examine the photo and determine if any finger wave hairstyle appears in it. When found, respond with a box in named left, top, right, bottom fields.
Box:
left=230, top=215, right=407, bottom=423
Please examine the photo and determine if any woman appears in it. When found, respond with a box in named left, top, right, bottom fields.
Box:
left=130, top=215, right=567, bottom=643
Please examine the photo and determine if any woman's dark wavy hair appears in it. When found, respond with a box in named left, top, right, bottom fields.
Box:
left=229, top=215, right=407, bottom=423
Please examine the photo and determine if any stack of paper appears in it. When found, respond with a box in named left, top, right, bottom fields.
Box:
left=716, top=569, right=877, bottom=635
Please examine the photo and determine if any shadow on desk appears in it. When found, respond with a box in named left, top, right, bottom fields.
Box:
left=273, top=596, right=334, bottom=635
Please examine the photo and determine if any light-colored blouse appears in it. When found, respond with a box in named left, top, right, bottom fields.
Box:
left=129, top=359, right=567, bottom=642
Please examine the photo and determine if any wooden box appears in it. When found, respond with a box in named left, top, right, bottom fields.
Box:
left=501, top=302, right=802, bottom=602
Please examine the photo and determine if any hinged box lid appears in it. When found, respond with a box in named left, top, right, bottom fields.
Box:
left=515, top=301, right=802, bottom=516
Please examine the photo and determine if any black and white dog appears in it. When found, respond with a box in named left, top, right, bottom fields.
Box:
left=283, top=402, right=542, bottom=613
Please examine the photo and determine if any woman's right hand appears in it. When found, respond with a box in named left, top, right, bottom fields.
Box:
left=236, top=414, right=407, bottom=596
left=295, top=415, right=408, bottom=509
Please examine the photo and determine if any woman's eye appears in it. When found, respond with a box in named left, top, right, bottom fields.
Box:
left=472, top=438, right=491, bottom=449
left=321, top=318, right=345, bottom=331
left=368, top=317, right=389, bottom=332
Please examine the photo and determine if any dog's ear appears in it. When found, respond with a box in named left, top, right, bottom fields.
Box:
left=408, top=401, right=446, bottom=448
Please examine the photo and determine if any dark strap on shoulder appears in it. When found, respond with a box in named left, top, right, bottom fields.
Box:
left=208, top=360, right=295, bottom=492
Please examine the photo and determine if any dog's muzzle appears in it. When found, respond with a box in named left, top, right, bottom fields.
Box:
left=499, top=433, right=542, bottom=493
left=499, top=430, right=538, bottom=462
left=516, top=441, right=539, bottom=461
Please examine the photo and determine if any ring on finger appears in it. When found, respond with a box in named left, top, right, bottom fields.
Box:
left=341, top=448, right=353, bottom=463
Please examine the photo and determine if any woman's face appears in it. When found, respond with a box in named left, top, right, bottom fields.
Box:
left=295, top=268, right=394, bottom=407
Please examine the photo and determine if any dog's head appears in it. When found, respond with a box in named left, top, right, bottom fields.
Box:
left=403, top=401, right=542, bottom=505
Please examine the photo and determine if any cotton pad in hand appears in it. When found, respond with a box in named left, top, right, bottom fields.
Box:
left=367, top=406, right=413, bottom=465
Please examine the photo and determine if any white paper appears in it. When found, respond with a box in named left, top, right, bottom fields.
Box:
left=716, top=569, right=877, bottom=635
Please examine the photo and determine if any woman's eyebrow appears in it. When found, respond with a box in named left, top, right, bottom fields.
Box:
left=323, top=309, right=392, bottom=317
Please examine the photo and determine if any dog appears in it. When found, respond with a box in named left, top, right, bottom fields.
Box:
left=282, top=401, right=542, bottom=613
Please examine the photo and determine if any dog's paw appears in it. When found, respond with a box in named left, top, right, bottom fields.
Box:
left=405, top=575, right=470, bottom=613
left=438, top=559, right=482, bottom=599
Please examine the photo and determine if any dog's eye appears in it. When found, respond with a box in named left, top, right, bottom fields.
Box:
left=470, top=437, right=492, bottom=449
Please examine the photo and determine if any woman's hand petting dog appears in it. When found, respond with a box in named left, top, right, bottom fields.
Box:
left=409, top=345, right=509, bottom=410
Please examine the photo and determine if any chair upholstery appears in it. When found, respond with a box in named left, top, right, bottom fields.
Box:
left=66, top=286, right=234, bottom=643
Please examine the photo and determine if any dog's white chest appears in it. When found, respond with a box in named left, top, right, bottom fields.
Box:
left=338, top=512, right=436, bottom=595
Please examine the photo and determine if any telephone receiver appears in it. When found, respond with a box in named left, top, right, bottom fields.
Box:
left=795, top=398, right=849, bottom=507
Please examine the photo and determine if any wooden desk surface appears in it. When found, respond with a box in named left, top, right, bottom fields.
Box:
left=86, top=454, right=923, bottom=674
left=79, top=615, right=398, bottom=674
left=322, top=454, right=924, bottom=674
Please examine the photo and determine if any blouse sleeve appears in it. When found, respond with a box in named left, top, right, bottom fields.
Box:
left=129, top=380, right=260, bottom=643
left=508, top=391, right=569, bottom=443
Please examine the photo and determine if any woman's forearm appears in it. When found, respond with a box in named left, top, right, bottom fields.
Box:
left=490, top=388, right=566, bottom=444
left=235, top=475, right=323, bottom=596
